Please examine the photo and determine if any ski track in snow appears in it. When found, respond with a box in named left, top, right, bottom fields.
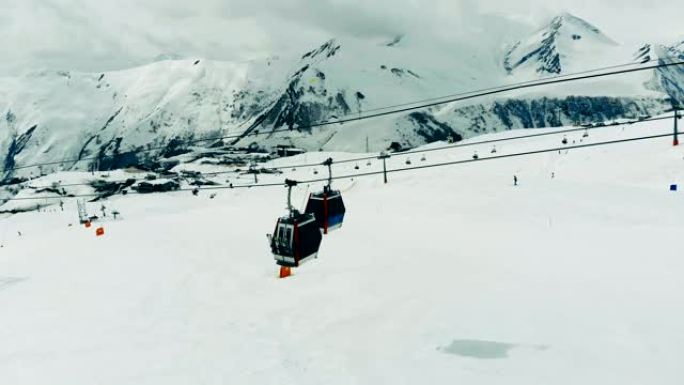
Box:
left=0, top=277, right=28, bottom=292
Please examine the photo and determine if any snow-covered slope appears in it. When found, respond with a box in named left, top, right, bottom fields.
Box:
left=1, top=119, right=683, bottom=384
left=1, top=13, right=683, bottom=181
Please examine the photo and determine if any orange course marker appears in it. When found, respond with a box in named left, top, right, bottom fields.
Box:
left=96, top=227, right=105, bottom=237
left=85, top=221, right=92, bottom=228
left=279, top=266, right=291, bottom=279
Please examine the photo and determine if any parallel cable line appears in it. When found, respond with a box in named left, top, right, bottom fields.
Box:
left=17, top=114, right=675, bottom=189
left=12, top=115, right=674, bottom=190
left=264, top=114, right=677, bottom=170
left=4, top=130, right=673, bottom=202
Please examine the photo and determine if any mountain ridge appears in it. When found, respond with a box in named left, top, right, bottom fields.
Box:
left=1, top=12, right=682, bottom=182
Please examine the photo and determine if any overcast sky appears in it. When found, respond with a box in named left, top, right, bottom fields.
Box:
left=1, top=0, right=682, bottom=75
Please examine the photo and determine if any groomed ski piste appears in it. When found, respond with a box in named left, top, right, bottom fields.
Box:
left=1, top=117, right=683, bottom=384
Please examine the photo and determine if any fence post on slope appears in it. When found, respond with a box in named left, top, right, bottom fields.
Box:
left=249, top=160, right=259, bottom=184
left=378, top=152, right=390, bottom=184
left=674, top=107, right=680, bottom=146
left=77, top=199, right=88, bottom=224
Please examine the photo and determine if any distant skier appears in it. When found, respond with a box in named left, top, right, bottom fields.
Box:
left=100, top=204, right=107, bottom=218
left=514, top=175, right=518, bottom=186
left=192, top=187, right=200, bottom=196
left=59, top=200, right=64, bottom=211
left=551, top=172, right=555, bottom=179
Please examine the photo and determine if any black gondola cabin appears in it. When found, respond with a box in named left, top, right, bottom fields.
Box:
left=304, top=157, right=347, bottom=234
left=269, top=179, right=323, bottom=268
left=305, top=188, right=346, bottom=234
left=270, top=212, right=322, bottom=267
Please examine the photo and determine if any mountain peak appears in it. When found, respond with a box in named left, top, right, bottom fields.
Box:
left=504, top=12, right=618, bottom=76
left=550, top=12, right=614, bottom=42
left=300, top=39, right=342, bottom=61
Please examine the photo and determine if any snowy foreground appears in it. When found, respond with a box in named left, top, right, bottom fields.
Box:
left=1, top=120, right=684, bottom=384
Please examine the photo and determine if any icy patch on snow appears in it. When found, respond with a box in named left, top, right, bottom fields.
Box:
left=0, top=277, right=28, bottom=292
left=441, top=339, right=518, bottom=359
left=439, top=339, right=549, bottom=359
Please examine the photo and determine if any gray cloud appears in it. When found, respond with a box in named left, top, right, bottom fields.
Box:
left=222, top=0, right=477, bottom=38
left=1, top=0, right=681, bottom=75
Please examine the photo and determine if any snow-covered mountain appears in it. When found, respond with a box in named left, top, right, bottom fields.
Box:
left=226, top=15, right=680, bottom=151
left=638, top=39, right=684, bottom=102
left=504, top=12, right=619, bottom=76
left=1, top=13, right=683, bottom=181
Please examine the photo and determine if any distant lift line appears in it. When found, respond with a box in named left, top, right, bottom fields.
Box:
left=252, top=113, right=679, bottom=171
left=12, top=113, right=681, bottom=192
left=6, top=129, right=677, bottom=203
